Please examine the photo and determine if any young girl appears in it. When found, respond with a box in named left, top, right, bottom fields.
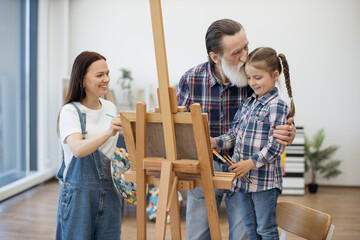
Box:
left=56, top=51, right=123, bottom=240
left=211, top=47, right=295, bottom=239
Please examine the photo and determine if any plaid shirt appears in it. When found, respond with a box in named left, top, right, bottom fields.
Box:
left=216, top=88, right=289, bottom=192
left=177, top=62, right=251, bottom=138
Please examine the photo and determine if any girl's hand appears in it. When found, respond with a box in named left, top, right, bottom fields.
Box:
left=273, top=117, right=296, bottom=146
left=109, top=115, right=123, bottom=136
left=228, top=159, right=255, bottom=178
left=210, top=137, right=217, bottom=149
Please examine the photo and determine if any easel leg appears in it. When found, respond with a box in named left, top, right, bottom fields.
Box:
left=191, top=104, right=222, bottom=239
left=136, top=168, right=147, bottom=240
left=169, top=180, right=181, bottom=239
left=136, top=102, right=147, bottom=240
left=201, top=174, right=221, bottom=239
left=154, top=161, right=174, bottom=240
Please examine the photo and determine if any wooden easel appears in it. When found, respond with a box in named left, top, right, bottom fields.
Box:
left=120, top=0, right=236, bottom=239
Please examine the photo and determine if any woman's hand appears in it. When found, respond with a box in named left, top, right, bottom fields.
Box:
left=228, top=159, right=255, bottom=178
left=66, top=114, right=123, bottom=158
left=273, top=117, right=296, bottom=146
left=109, top=115, right=123, bottom=136
left=210, top=137, right=217, bottom=149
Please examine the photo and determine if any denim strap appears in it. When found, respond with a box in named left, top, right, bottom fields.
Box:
left=69, top=102, right=87, bottom=139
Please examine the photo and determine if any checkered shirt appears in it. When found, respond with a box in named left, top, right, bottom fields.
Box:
left=216, top=88, right=289, bottom=192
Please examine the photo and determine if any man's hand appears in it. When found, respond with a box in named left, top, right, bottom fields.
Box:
left=273, top=117, right=296, bottom=146
left=228, top=159, right=255, bottom=178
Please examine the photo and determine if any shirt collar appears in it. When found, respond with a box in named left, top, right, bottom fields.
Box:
left=208, top=62, right=236, bottom=88
left=250, top=87, right=279, bottom=105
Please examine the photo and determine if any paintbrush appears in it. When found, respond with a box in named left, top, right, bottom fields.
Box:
left=212, top=150, right=255, bottom=188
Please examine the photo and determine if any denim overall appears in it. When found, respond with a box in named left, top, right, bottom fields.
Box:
left=56, top=103, right=122, bottom=240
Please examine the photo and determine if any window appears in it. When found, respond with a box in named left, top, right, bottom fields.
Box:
left=0, top=0, right=37, bottom=189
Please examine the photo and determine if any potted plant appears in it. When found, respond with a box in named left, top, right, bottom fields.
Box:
left=118, top=68, right=134, bottom=109
left=304, top=129, right=342, bottom=193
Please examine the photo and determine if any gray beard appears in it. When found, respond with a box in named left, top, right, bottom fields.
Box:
left=221, top=58, right=248, bottom=87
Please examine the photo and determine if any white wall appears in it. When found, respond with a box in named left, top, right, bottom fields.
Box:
left=65, top=0, right=360, bottom=186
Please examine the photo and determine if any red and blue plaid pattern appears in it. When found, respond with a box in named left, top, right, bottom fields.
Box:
left=217, top=88, right=289, bottom=192
left=177, top=62, right=251, bottom=138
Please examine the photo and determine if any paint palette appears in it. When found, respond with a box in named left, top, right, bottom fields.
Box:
left=110, top=148, right=137, bottom=204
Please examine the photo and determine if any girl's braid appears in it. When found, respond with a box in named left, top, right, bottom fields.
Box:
left=278, top=54, right=295, bottom=118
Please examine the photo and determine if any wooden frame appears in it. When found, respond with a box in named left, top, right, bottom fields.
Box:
left=119, top=0, right=236, bottom=239
left=121, top=104, right=236, bottom=240
left=121, top=110, right=235, bottom=190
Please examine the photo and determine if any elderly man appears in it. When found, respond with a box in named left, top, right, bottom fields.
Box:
left=177, top=19, right=295, bottom=240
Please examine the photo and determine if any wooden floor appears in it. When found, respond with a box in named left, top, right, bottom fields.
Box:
left=0, top=178, right=359, bottom=239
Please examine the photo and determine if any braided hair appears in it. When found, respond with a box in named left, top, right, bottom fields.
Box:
left=247, top=47, right=295, bottom=118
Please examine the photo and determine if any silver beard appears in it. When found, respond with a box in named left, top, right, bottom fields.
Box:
left=221, top=57, right=248, bottom=87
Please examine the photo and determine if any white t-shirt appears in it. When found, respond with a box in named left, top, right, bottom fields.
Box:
left=59, top=98, right=118, bottom=178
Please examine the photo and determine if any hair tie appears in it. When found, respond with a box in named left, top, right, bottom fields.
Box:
left=290, top=97, right=293, bottom=101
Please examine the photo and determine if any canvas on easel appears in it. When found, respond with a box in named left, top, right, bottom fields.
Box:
left=119, top=0, right=236, bottom=239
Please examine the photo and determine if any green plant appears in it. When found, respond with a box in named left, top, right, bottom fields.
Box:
left=304, top=129, right=342, bottom=184
left=118, top=68, right=134, bottom=108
